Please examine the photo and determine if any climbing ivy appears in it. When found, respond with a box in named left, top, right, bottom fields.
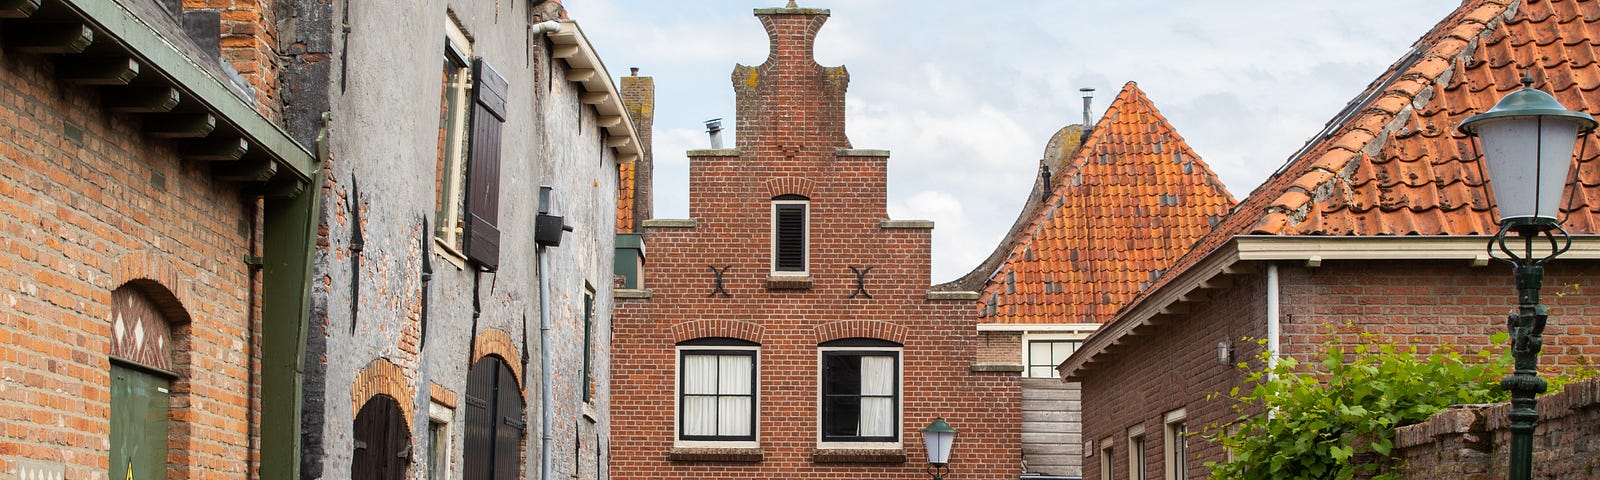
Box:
left=1204, top=332, right=1511, bottom=480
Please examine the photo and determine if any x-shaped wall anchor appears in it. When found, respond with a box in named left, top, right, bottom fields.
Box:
left=849, top=266, right=874, bottom=298
left=709, top=265, right=732, bottom=297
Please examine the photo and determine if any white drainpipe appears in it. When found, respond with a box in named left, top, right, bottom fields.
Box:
left=1266, top=263, right=1281, bottom=369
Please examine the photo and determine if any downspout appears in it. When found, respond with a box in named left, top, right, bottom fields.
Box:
left=1266, top=263, right=1281, bottom=369
left=538, top=246, right=554, bottom=480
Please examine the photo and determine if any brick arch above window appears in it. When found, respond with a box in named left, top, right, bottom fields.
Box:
left=473, top=328, right=523, bottom=390
left=352, top=358, right=416, bottom=428
left=814, top=320, right=907, bottom=345
left=764, top=177, right=816, bottom=199
left=112, top=251, right=193, bottom=325
left=671, top=320, right=764, bottom=345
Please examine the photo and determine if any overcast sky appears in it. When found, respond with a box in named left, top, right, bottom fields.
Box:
left=564, top=0, right=1464, bottom=283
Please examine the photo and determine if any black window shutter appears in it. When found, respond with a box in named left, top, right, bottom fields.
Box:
left=774, top=203, right=806, bottom=271
left=464, top=58, right=507, bottom=270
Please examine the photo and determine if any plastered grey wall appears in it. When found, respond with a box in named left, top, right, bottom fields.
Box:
left=281, top=0, right=619, bottom=477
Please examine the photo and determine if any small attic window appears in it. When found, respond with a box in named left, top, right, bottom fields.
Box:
left=772, top=194, right=809, bottom=275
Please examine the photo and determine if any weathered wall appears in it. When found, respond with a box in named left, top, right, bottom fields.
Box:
left=287, top=0, right=619, bottom=477
left=0, top=38, right=254, bottom=479
left=1390, top=379, right=1600, bottom=479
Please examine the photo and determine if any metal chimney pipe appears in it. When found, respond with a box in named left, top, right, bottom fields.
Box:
left=1079, top=88, right=1096, bottom=142
left=705, top=118, right=724, bottom=149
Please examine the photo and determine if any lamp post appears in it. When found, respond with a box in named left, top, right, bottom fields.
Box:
left=1459, top=76, right=1596, bottom=480
left=920, top=417, right=958, bottom=480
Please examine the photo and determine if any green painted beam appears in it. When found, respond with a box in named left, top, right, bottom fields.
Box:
left=257, top=120, right=327, bottom=480
left=58, top=56, right=141, bottom=85
left=0, top=0, right=41, bottom=18
left=57, top=0, right=315, bottom=183
left=6, top=22, right=93, bottom=53
left=106, top=86, right=180, bottom=113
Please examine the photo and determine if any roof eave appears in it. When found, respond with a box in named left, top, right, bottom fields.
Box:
left=1058, top=234, right=1600, bottom=380
left=547, top=21, right=642, bottom=164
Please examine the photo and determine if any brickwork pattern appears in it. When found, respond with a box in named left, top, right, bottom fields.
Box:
left=352, top=358, right=416, bottom=424
left=1390, top=379, right=1600, bottom=479
left=184, top=0, right=284, bottom=119
left=670, top=319, right=765, bottom=344
left=976, top=331, right=1022, bottom=365
left=612, top=6, right=1018, bottom=480
left=473, top=327, right=524, bottom=388
left=0, top=47, right=254, bottom=478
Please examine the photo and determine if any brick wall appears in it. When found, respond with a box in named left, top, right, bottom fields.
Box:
left=1389, top=379, right=1600, bottom=479
left=0, top=46, right=254, bottom=478
left=978, top=331, right=1022, bottom=365
left=1078, top=258, right=1600, bottom=479
left=612, top=6, right=1019, bottom=480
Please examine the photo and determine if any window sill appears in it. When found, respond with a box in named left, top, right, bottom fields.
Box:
left=765, top=274, right=813, bottom=290
left=811, top=446, right=906, bottom=464
left=667, top=446, right=764, bottom=463
left=433, top=238, right=468, bottom=270
left=581, top=402, right=598, bottom=424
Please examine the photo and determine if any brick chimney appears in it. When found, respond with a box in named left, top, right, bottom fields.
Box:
left=733, top=3, right=851, bottom=152
left=619, top=68, right=655, bottom=232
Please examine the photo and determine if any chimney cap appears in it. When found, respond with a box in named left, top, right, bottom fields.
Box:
left=630, top=67, right=639, bottom=76
left=704, top=118, right=723, bottom=131
left=1079, top=87, right=1095, bottom=98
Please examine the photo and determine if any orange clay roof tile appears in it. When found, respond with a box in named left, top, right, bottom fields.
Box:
left=977, top=82, right=1236, bottom=325
left=1128, top=0, right=1600, bottom=315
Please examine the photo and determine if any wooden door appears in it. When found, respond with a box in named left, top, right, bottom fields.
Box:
left=110, top=364, right=169, bottom=480
left=464, top=356, right=524, bottom=480
left=352, top=394, right=410, bottom=480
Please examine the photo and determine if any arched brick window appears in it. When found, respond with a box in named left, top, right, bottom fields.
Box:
left=109, top=283, right=186, bottom=479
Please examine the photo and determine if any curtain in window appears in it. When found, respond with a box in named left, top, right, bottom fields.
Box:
left=683, top=355, right=718, bottom=436
left=858, top=356, right=894, bottom=437
left=718, top=355, right=752, bottom=436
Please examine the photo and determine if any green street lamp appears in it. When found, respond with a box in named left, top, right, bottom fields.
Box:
left=1460, top=76, right=1596, bottom=480
left=920, top=417, right=958, bottom=480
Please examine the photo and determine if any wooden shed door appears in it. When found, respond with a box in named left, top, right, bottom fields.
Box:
left=110, top=364, right=169, bottom=480
left=352, top=394, right=411, bottom=480
left=463, top=356, right=524, bottom=480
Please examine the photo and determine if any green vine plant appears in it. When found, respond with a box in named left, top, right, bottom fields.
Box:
left=1203, top=332, right=1511, bottom=480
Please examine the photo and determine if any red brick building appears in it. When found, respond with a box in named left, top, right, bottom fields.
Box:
left=611, top=4, right=1019, bottom=479
left=0, top=0, right=320, bottom=478
left=1060, top=1, right=1600, bottom=478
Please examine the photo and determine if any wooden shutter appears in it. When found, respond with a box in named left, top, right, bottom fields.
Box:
left=465, top=356, right=522, bottom=480
left=463, top=359, right=497, bottom=480
left=464, top=58, right=507, bottom=270
left=774, top=202, right=807, bottom=271
left=493, top=365, right=524, bottom=480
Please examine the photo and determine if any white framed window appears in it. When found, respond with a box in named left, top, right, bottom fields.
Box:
left=1164, top=409, right=1188, bottom=480
left=1100, top=436, right=1115, bottom=480
left=818, top=338, right=901, bottom=445
left=433, top=16, right=473, bottom=257
left=1025, top=336, right=1084, bottom=378
left=771, top=195, right=810, bottom=275
left=1128, top=424, right=1147, bottom=480
left=426, top=401, right=454, bottom=480
left=677, top=338, right=759, bottom=443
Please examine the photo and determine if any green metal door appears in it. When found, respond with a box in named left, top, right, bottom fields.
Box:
left=111, top=364, right=169, bottom=480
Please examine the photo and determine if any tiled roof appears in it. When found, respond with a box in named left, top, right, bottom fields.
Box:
left=978, top=83, right=1236, bottom=325
left=1132, top=0, right=1600, bottom=318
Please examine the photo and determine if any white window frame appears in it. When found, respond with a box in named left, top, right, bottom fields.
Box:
left=770, top=197, right=810, bottom=276
left=1100, top=436, right=1115, bottom=480
left=433, top=16, right=473, bottom=261
left=816, top=344, right=903, bottom=448
left=1164, top=409, right=1188, bottom=480
left=426, top=401, right=454, bottom=480
left=1128, top=424, right=1146, bottom=480
left=674, top=342, right=760, bottom=448
left=1022, top=332, right=1089, bottom=378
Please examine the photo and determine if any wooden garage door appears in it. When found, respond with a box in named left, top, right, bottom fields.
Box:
left=463, top=356, right=524, bottom=480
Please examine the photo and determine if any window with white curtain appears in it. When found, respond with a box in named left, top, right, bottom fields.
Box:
left=678, top=338, right=758, bottom=442
left=819, top=338, right=901, bottom=443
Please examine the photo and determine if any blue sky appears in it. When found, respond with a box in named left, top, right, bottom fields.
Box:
left=565, top=0, right=1463, bottom=283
